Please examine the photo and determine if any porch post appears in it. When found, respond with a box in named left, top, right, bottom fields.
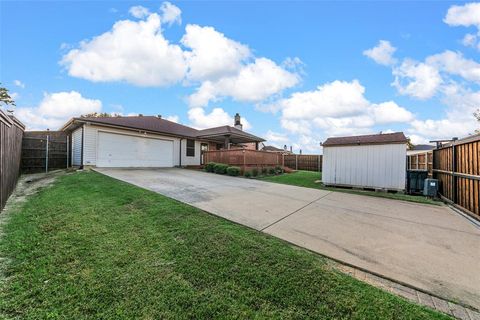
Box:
left=224, top=135, right=230, bottom=149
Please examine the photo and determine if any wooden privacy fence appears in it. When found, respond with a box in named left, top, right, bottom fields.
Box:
left=21, top=131, right=68, bottom=173
left=203, top=149, right=281, bottom=170
left=283, top=154, right=322, bottom=172
left=407, top=151, right=433, bottom=176
left=0, top=110, right=25, bottom=211
left=433, top=134, right=479, bottom=219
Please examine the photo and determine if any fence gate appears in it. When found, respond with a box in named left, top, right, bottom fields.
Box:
left=433, top=134, right=480, bottom=220
left=21, top=131, right=68, bottom=173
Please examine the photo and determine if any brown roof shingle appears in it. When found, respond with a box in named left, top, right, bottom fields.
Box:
left=322, top=132, right=407, bottom=147
left=64, top=116, right=264, bottom=142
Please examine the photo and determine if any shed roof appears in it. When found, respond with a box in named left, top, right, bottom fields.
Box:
left=322, top=132, right=407, bottom=147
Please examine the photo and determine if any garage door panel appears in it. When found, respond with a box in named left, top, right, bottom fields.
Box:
left=97, top=132, right=173, bottom=167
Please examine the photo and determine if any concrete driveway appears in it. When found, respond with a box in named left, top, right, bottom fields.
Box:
left=96, top=168, right=480, bottom=309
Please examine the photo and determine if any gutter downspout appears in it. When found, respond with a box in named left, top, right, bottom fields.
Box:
left=80, top=125, right=85, bottom=169
left=179, top=138, right=182, bottom=167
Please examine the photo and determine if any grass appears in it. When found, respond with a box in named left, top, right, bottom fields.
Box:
left=260, top=171, right=440, bottom=205
left=0, top=171, right=448, bottom=319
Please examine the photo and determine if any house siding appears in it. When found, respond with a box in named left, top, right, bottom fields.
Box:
left=322, top=143, right=406, bottom=190
left=72, top=126, right=83, bottom=166
left=180, top=139, right=203, bottom=166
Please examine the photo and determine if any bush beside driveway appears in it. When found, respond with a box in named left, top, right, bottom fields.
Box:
left=0, top=171, right=448, bottom=319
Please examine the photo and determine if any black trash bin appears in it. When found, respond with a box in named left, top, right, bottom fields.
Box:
left=407, top=170, right=429, bottom=194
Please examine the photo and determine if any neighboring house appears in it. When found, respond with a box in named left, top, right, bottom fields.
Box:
left=407, top=144, right=435, bottom=156
left=61, top=114, right=264, bottom=168
left=322, top=132, right=408, bottom=191
left=260, top=144, right=294, bottom=155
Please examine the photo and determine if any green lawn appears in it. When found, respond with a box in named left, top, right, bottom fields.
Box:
left=260, top=171, right=440, bottom=205
left=0, top=171, right=448, bottom=319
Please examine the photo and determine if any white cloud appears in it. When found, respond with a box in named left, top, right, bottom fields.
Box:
left=462, top=33, right=477, bottom=47
left=188, top=107, right=251, bottom=130
left=363, top=40, right=397, bottom=66
left=407, top=85, right=480, bottom=141
left=392, top=59, right=442, bottom=99
left=13, top=80, right=25, bottom=88
left=61, top=14, right=186, bottom=86
left=273, top=80, right=414, bottom=140
left=280, top=119, right=312, bottom=135
left=279, top=80, right=369, bottom=120
left=129, top=5, right=150, bottom=19
left=265, top=130, right=289, bottom=144
left=182, top=24, right=251, bottom=82
left=15, top=91, right=102, bottom=130
left=165, top=115, right=179, bottom=123
left=10, top=92, right=20, bottom=100
left=444, top=3, right=480, bottom=28
left=188, top=58, right=299, bottom=107
left=426, top=50, right=480, bottom=83
left=160, top=2, right=182, bottom=26
left=371, top=101, right=414, bottom=124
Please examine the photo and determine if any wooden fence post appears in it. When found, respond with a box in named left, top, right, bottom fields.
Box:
left=452, top=141, right=456, bottom=204
left=243, top=149, right=246, bottom=173
left=295, top=154, right=298, bottom=170
left=45, top=135, right=49, bottom=173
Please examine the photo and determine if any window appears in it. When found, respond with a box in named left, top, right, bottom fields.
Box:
left=186, top=139, right=195, bottom=157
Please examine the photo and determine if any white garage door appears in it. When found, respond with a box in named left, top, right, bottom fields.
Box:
left=97, top=132, right=174, bottom=167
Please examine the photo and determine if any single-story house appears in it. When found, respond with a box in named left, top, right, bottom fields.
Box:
left=322, top=132, right=408, bottom=191
left=260, top=144, right=294, bottom=155
left=61, top=114, right=264, bottom=168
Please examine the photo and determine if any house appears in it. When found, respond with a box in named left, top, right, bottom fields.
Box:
left=260, top=144, right=291, bottom=154
left=407, top=144, right=435, bottom=156
left=322, top=132, right=408, bottom=191
left=60, top=114, right=264, bottom=168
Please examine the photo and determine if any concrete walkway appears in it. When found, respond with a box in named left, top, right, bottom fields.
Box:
left=96, top=168, right=480, bottom=312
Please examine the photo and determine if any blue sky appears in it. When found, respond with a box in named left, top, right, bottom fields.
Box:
left=1, top=1, right=480, bottom=152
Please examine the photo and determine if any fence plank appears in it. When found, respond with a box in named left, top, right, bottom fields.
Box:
left=0, top=111, right=24, bottom=211
left=433, top=134, right=480, bottom=220
left=283, top=154, right=322, bottom=171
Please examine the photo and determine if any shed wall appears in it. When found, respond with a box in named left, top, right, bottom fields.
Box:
left=322, top=143, right=406, bottom=190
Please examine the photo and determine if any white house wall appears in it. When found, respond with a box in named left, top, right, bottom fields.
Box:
left=180, top=139, right=202, bottom=166
left=71, top=127, right=83, bottom=166
left=322, top=143, right=406, bottom=190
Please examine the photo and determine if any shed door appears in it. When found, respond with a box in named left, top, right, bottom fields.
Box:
left=97, top=132, right=174, bottom=167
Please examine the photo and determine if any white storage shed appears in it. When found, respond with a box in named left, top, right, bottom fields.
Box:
left=322, top=132, right=408, bottom=191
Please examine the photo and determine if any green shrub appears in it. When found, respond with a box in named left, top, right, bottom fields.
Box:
left=268, top=167, right=276, bottom=175
left=251, top=168, right=259, bottom=177
left=275, top=165, right=283, bottom=174
left=244, top=171, right=252, bottom=178
left=205, top=162, right=217, bottom=173
left=261, top=167, right=268, bottom=175
left=226, top=166, right=241, bottom=176
left=214, top=163, right=229, bottom=174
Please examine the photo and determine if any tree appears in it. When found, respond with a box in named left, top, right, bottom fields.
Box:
left=80, top=112, right=120, bottom=118
left=0, top=85, right=15, bottom=107
left=475, top=109, right=480, bottom=134
left=406, top=137, right=414, bottom=150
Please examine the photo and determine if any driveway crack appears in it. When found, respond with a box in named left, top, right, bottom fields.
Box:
left=261, top=192, right=332, bottom=231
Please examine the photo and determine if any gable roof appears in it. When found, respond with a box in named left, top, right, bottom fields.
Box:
left=262, top=145, right=284, bottom=152
left=322, top=132, right=407, bottom=147
left=410, top=144, right=435, bottom=151
left=196, top=125, right=264, bottom=141
left=61, top=116, right=264, bottom=142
